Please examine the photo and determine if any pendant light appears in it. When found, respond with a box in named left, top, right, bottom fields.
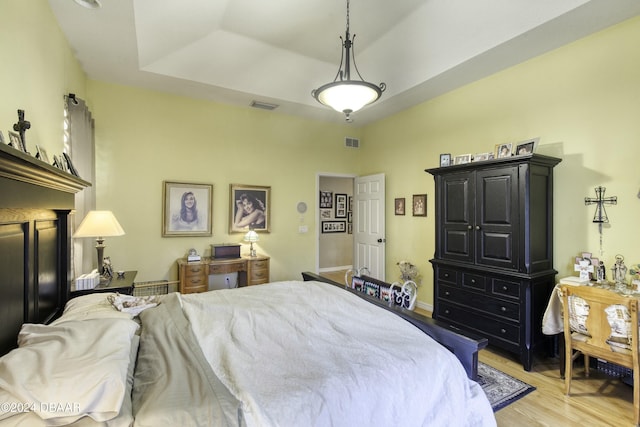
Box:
left=311, top=0, right=386, bottom=121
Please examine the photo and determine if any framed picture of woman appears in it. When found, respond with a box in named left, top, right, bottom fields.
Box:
left=229, top=184, right=271, bottom=233
left=162, top=181, right=213, bottom=237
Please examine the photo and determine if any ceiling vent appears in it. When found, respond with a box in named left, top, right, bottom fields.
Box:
left=250, top=100, right=279, bottom=110
left=345, top=137, right=360, bottom=148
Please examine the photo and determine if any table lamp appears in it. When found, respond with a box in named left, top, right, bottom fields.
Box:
left=73, top=210, right=125, bottom=275
left=243, top=229, right=259, bottom=257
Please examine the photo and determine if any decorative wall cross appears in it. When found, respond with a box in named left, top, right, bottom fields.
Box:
left=585, top=186, right=616, bottom=223
left=12, top=109, right=31, bottom=150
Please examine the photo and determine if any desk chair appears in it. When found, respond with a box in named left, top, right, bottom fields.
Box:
left=560, top=284, right=640, bottom=426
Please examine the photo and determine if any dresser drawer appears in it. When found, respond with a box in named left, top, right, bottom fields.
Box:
left=491, top=278, right=521, bottom=300
left=209, top=262, right=244, bottom=275
left=183, top=264, right=206, bottom=277
left=437, top=301, right=520, bottom=345
left=439, top=284, right=519, bottom=321
left=249, top=268, right=269, bottom=283
left=462, top=272, right=486, bottom=291
left=437, top=268, right=457, bottom=284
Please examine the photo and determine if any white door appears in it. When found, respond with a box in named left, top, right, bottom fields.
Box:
left=353, top=173, right=385, bottom=280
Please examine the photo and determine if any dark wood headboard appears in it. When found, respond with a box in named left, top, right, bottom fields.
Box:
left=0, top=144, right=89, bottom=355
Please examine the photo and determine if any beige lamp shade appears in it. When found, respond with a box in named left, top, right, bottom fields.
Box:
left=73, top=210, right=125, bottom=238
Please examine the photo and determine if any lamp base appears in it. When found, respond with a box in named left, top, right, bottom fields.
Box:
left=249, top=242, right=257, bottom=257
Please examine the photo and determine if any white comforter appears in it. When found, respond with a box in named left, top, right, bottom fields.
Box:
left=179, top=280, right=495, bottom=427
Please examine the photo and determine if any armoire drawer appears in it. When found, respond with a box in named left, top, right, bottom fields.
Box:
left=439, top=284, right=519, bottom=321
left=437, top=301, right=520, bottom=345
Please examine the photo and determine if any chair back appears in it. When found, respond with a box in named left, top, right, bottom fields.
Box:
left=560, top=284, right=639, bottom=370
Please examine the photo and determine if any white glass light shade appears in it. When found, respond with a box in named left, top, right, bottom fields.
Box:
left=73, top=211, right=125, bottom=238
left=243, top=230, right=259, bottom=243
left=313, top=81, right=382, bottom=114
left=74, top=0, right=102, bottom=9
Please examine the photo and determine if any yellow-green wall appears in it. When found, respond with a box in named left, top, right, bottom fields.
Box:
left=364, top=15, right=640, bottom=304
left=3, top=0, right=640, bottom=308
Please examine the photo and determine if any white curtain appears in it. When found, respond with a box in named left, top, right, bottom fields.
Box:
left=65, top=95, right=96, bottom=278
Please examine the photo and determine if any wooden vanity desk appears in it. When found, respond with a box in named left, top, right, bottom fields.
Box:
left=177, top=255, right=270, bottom=293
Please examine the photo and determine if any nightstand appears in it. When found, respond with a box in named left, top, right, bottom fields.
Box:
left=70, top=270, right=137, bottom=298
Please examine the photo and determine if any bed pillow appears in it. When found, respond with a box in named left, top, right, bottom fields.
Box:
left=51, top=293, right=133, bottom=324
left=0, top=318, right=138, bottom=424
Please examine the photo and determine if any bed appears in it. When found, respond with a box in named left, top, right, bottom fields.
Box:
left=0, top=145, right=496, bottom=426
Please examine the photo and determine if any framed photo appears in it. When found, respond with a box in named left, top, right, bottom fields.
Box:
left=473, top=152, right=492, bottom=162
left=320, top=209, right=332, bottom=219
left=347, top=211, right=352, bottom=223
left=162, top=181, right=213, bottom=237
left=412, top=194, right=427, bottom=217
left=348, top=223, right=353, bottom=234
left=348, top=196, right=353, bottom=212
left=395, top=198, right=406, bottom=215
left=319, top=191, right=333, bottom=208
left=62, top=152, right=79, bottom=176
left=230, top=183, right=270, bottom=233
left=515, top=138, right=539, bottom=156
left=453, top=154, right=472, bottom=165
left=8, top=131, right=25, bottom=153
left=335, top=193, right=347, bottom=218
left=439, top=153, right=451, bottom=167
left=36, top=145, right=50, bottom=164
left=322, top=220, right=346, bottom=233
left=495, top=143, right=513, bottom=158
left=0, top=131, right=5, bottom=145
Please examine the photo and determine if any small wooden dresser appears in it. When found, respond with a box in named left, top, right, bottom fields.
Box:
left=177, top=255, right=270, bottom=293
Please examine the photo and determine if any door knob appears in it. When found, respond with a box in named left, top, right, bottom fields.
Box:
left=377, top=238, right=386, bottom=243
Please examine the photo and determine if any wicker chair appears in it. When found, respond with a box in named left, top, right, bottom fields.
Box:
left=560, top=284, right=640, bottom=426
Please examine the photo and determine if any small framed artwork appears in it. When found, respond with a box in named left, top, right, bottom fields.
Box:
left=320, top=209, right=332, bottom=219
left=348, top=196, right=353, bottom=212
left=230, top=184, right=271, bottom=233
left=473, top=152, right=492, bottom=162
left=348, top=223, right=353, bottom=234
left=8, top=131, right=25, bottom=153
left=320, top=191, right=333, bottom=208
left=62, top=152, right=79, bottom=176
left=495, top=143, right=513, bottom=158
left=0, top=131, right=5, bottom=145
left=395, top=198, right=406, bottom=215
left=453, top=154, right=472, bottom=165
left=347, top=211, right=352, bottom=223
left=322, top=220, right=346, bottom=233
left=36, top=145, right=50, bottom=164
left=439, top=153, right=451, bottom=167
left=412, top=194, right=427, bottom=217
left=335, top=193, right=347, bottom=218
left=162, top=181, right=213, bottom=237
left=515, top=138, right=539, bottom=156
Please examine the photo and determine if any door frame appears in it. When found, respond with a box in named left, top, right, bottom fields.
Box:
left=316, top=172, right=356, bottom=274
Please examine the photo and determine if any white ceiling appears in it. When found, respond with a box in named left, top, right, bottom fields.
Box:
left=49, top=0, right=640, bottom=125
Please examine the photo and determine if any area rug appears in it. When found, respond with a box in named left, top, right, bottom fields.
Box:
left=477, top=362, right=536, bottom=411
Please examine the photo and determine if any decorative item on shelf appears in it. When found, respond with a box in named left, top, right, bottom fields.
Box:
left=612, top=254, right=627, bottom=287
left=573, top=252, right=598, bottom=282
left=439, top=153, right=451, bottom=167
left=585, top=186, right=617, bottom=255
left=473, top=152, right=492, bottom=162
left=187, top=248, right=201, bottom=262
left=0, top=130, right=5, bottom=145
left=12, top=109, right=31, bottom=154
left=243, top=229, right=259, bottom=257
left=311, top=0, right=386, bottom=123
left=102, top=256, right=114, bottom=279
left=453, top=154, right=472, bottom=165
left=629, top=264, right=640, bottom=291
left=515, top=138, right=539, bottom=155
left=73, top=210, right=126, bottom=277
left=35, top=145, right=50, bottom=164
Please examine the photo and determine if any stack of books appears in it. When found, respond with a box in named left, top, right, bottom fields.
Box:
left=75, top=270, right=101, bottom=290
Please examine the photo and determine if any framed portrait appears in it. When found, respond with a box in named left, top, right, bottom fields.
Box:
left=8, top=131, right=25, bottom=153
left=319, top=191, right=333, bottom=208
left=495, top=143, right=513, bottom=158
left=515, top=138, right=539, bottom=156
left=230, top=184, right=271, bottom=233
left=162, top=181, right=213, bottom=237
left=453, top=154, right=472, bottom=165
left=322, top=220, right=346, bottom=233
left=335, top=193, right=347, bottom=218
left=320, top=209, right=332, bottom=219
left=439, top=153, right=451, bottom=167
left=36, top=145, right=50, bottom=164
left=412, top=194, right=427, bottom=217
left=395, top=198, right=406, bottom=215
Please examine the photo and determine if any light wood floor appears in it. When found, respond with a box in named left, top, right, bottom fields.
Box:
left=319, top=270, right=636, bottom=426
